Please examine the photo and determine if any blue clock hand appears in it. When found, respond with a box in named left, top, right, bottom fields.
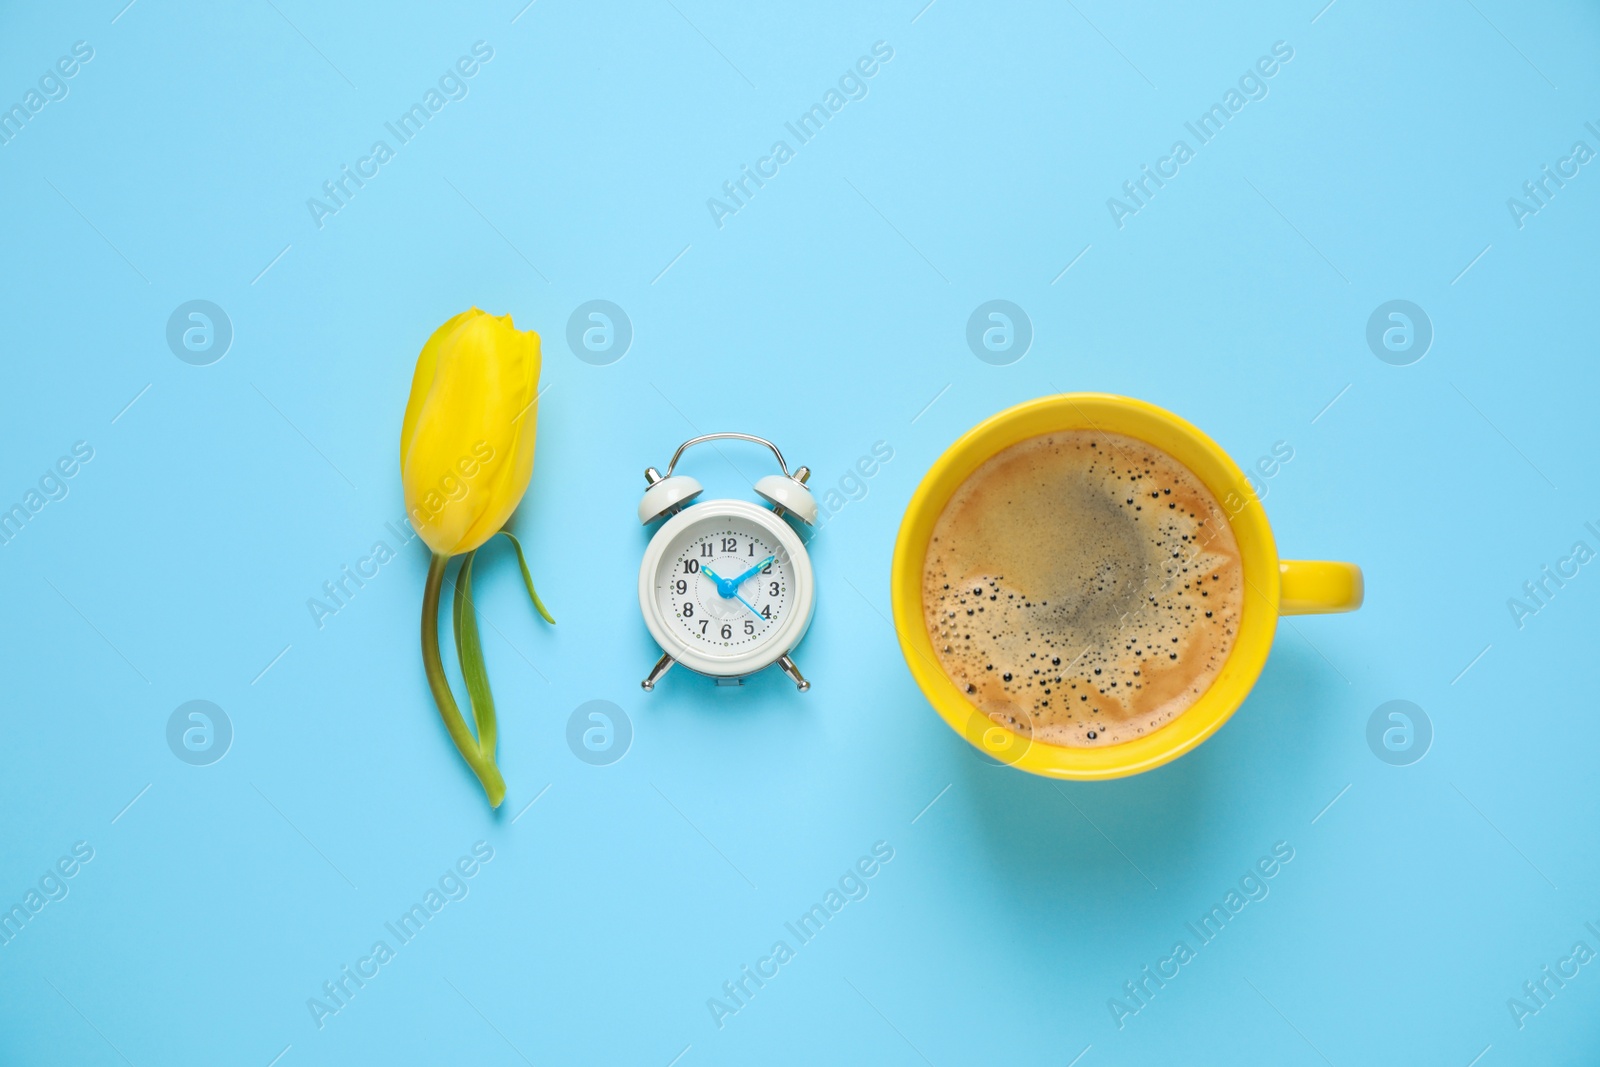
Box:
left=698, top=565, right=736, bottom=599
left=699, top=565, right=760, bottom=617
left=729, top=555, right=775, bottom=589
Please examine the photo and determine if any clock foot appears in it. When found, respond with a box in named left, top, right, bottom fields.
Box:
left=777, top=653, right=810, bottom=692
left=642, top=653, right=675, bottom=691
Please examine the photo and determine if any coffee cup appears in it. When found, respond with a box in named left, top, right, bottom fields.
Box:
left=890, top=393, right=1362, bottom=779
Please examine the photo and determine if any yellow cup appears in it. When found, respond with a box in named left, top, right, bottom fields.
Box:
left=890, top=393, right=1362, bottom=780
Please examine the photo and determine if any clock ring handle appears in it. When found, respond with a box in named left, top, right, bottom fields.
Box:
left=663, top=432, right=795, bottom=478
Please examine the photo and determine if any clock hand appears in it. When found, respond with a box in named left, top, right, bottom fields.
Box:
left=729, top=555, right=775, bottom=588
left=698, top=565, right=736, bottom=599
left=698, top=564, right=761, bottom=617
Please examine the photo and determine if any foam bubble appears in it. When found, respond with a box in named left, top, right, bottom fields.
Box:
left=922, top=431, right=1243, bottom=748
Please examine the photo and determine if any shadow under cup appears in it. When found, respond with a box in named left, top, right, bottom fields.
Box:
left=890, top=393, right=1362, bottom=781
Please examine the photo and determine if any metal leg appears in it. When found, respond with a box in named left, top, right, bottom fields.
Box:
left=641, top=653, right=674, bottom=691
left=777, top=653, right=810, bottom=692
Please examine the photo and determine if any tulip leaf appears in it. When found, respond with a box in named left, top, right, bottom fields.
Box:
left=451, top=551, right=498, bottom=760
left=498, top=530, right=556, bottom=625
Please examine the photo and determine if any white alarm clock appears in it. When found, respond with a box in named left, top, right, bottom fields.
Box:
left=637, top=433, right=817, bottom=692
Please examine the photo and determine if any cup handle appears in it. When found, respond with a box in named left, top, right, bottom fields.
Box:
left=1279, top=560, right=1363, bottom=615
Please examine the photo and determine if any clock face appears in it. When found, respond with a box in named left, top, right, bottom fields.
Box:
left=655, top=516, right=793, bottom=652
left=640, top=498, right=816, bottom=679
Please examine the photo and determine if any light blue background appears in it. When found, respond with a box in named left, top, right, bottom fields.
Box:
left=2, top=1, right=1597, bottom=1063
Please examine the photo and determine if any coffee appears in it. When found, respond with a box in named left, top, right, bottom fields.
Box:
left=922, top=430, right=1243, bottom=747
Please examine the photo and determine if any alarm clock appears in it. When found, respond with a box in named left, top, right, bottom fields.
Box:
left=637, top=432, right=817, bottom=692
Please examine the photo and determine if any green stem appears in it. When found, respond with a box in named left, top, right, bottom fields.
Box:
left=422, top=552, right=505, bottom=807
left=452, top=550, right=498, bottom=761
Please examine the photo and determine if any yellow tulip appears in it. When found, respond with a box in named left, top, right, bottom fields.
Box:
left=400, top=308, right=541, bottom=557
left=400, top=308, right=553, bottom=809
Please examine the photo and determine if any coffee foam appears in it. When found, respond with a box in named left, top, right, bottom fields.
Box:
left=922, top=430, right=1243, bottom=748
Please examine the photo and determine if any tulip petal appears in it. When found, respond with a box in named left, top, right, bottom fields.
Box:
left=456, top=319, right=541, bottom=551
left=451, top=550, right=498, bottom=761
left=399, top=308, right=476, bottom=466
left=498, top=530, right=556, bottom=625
left=401, top=311, right=541, bottom=556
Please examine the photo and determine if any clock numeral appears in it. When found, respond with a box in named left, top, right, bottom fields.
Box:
left=748, top=542, right=756, bottom=556
left=761, top=605, right=772, bottom=619
left=673, top=579, right=687, bottom=594
left=682, top=603, right=694, bottom=618
left=769, top=582, right=780, bottom=596
left=699, top=619, right=708, bottom=634
left=683, top=559, right=699, bottom=573
left=720, top=624, right=732, bottom=639
left=700, top=543, right=713, bottom=558
left=744, top=620, right=755, bottom=635
left=721, top=536, right=737, bottom=553
left=761, top=561, right=772, bottom=574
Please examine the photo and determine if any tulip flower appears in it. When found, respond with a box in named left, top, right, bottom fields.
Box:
left=400, top=308, right=554, bottom=808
